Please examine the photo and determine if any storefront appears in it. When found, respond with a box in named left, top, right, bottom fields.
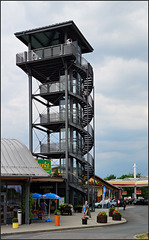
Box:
left=88, top=175, right=119, bottom=202
left=1, top=139, right=49, bottom=225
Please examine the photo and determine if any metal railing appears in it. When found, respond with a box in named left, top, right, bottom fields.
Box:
left=40, top=112, right=65, bottom=123
left=69, top=142, right=82, bottom=157
left=40, top=82, right=65, bottom=94
left=16, top=43, right=93, bottom=78
left=84, top=124, right=94, bottom=138
left=16, top=43, right=77, bottom=64
left=40, top=111, right=82, bottom=125
left=40, top=142, right=66, bottom=152
left=68, top=172, right=85, bottom=189
left=84, top=153, right=94, bottom=167
left=40, top=141, right=83, bottom=156
left=40, top=81, right=82, bottom=96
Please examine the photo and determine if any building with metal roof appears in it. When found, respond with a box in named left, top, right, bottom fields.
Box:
left=1, top=138, right=50, bottom=178
left=1, top=138, right=49, bottom=225
left=108, top=177, right=148, bottom=187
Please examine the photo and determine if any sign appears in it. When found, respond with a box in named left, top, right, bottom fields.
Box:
left=103, top=186, right=106, bottom=196
left=59, top=197, right=65, bottom=206
left=122, top=191, right=127, bottom=195
left=136, top=190, right=141, bottom=194
left=36, top=159, right=51, bottom=174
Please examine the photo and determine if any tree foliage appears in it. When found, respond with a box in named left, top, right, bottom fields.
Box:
left=117, top=173, right=141, bottom=179
left=104, top=174, right=116, bottom=180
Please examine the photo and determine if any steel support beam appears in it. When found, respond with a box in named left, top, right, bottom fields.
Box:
left=25, top=183, right=30, bottom=224
left=65, top=61, right=69, bottom=203
left=28, top=39, right=33, bottom=152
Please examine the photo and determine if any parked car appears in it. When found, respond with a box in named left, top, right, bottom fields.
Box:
left=133, top=199, right=148, bottom=205
left=95, top=200, right=108, bottom=208
left=110, top=199, right=117, bottom=207
left=126, top=198, right=135, bottom=205
left=95, top=199, right=117, bottom=208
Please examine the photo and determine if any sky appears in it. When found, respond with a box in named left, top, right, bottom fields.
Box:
left=1, top=1, right=148, bottom=178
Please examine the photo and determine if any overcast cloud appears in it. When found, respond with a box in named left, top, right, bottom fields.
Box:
left=1, top=1, right=148, bottom=178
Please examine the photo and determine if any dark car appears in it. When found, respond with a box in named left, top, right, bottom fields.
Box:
left=126, top=198, right=135, bottom=205
left=133, top=199, right=148, bottom=205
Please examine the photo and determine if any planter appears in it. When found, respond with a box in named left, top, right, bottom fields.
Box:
left=12, top=222, right=19, bottom=228
left=112, top=214, right=121, bottom=221
left=55, top=215, right=60, bottom=226
left=82, top=218, right=87, bottom=224
left=61, top=207, right=72, bottom=215
left=97, top=216, right=107, bottom=223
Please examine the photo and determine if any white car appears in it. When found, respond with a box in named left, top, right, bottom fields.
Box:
left=95, top=200, right=109, bottom=208
left=95, top=199, right=117, bottom=208
left=110, top=199, right=117, bottom=207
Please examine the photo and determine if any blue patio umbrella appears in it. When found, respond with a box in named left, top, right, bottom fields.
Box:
left=32, top=193, right=43, bottom=219
left=32, top=193, right=43, bottom=199
left=42, top=193, right=61, bottom=222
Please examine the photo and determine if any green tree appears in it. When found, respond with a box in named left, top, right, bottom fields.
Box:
left=104, top=174, right=116, bottom=181
left=117, top=173, right=141, bottom=179
left=137, top=187, right=148, bottom=199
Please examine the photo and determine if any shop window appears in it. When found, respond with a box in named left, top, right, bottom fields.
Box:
left=7, top=185, right=22, bottom=224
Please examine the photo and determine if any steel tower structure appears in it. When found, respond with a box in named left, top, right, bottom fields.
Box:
left=15, top=21, right=95, bottom=206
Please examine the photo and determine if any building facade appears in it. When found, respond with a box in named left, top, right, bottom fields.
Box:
left=15, top=21, right=95, bottom=207
left=1, top=139, right=49, bottom=225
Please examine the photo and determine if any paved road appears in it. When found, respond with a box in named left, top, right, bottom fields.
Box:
left=2, top=205, right=148, bottom=239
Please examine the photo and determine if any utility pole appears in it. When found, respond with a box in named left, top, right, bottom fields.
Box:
left=134, top=163, right=137, bottom=200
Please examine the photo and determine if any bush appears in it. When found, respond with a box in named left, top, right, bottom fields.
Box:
left=54, top=210, right=61, bottom=215
left=60, top=203, right=72, bottom=208
left=109, top=206, right=115, bottom=212
left=97, top=211, right=107, bottom=217
left=12, top=218, right=18, bottom=223
left=113, top=210, right=121, bottom=215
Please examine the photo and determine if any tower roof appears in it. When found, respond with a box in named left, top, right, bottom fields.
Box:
left=14, top=20, right=94, bottom=54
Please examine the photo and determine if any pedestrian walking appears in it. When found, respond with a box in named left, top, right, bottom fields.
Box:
left=117, top=199, right=120, bottom=210
left=40, top=199, right=48, bottom=218
left=123, top=200, right=126, bottom=210
left=107, top=197, right=111, bottom=208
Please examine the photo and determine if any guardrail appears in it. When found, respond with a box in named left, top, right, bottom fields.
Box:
left=16, top=43, right=77, bottom=63
left=68, top=172, right=85, bottom=188
left=16, top=43, right=93, bottom=77
left=84, top=153, right=94, bottom=167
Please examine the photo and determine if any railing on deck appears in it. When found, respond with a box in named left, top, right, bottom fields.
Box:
left=16, top=43, right=93, bottom=78
left=68, top=172, right=85, bottom=189
left=16, top=43, right=77, bottom=64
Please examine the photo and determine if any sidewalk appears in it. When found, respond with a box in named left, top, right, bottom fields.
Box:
left=1, top=208, right=127, bottom=236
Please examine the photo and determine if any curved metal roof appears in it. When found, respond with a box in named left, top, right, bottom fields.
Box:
left=1, top=139, right=49, bottom=178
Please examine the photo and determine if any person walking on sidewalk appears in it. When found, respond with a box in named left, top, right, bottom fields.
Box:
left=123, top=200, right=126, bottom=210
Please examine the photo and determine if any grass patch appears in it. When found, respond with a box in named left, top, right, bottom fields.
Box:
left=136, top=233, right=148, bottom=239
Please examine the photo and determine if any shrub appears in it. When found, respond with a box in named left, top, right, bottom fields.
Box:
left=60, top=203, right=72, bottom=208
left=54, top=210, right=61, bottom=215
left=81, top=215, right=89, bottom=219
left=113, top=210, right=121, bottom=215
left=12, top=218, right=18, bottom=223
left=97, top=211, right=107, bottom=217
left=109, top=206, right=115, bottom=212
